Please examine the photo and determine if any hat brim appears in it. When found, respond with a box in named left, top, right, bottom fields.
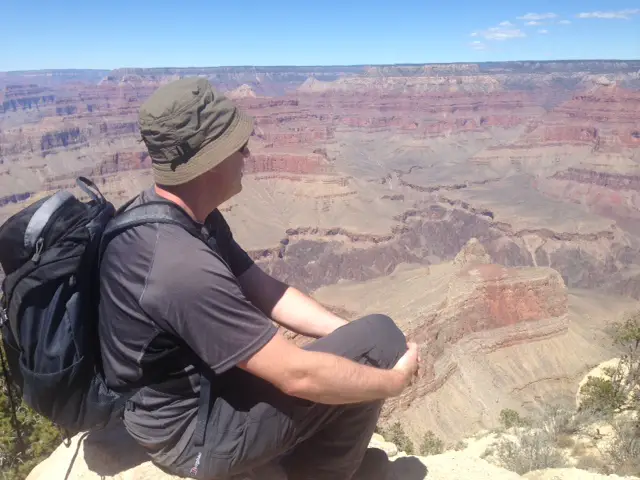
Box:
left=152, top=109, right=254, bottom=186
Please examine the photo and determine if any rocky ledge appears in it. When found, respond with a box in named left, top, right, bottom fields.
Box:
left=26, top=420, right=636, bottom=480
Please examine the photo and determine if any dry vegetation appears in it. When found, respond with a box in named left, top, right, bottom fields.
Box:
left=376, top=310, right=640, bottom=478
left=489, top=311, right=640, bottom=476
left=376, top=422, right=446, bottom=457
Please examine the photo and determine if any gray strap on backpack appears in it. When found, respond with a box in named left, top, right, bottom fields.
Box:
left=23, top=191, right=74, bottom=251
left=23, top=176, right=104, bottom=252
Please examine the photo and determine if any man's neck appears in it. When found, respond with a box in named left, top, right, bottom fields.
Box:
left=153, top=184, right=219, bottom=223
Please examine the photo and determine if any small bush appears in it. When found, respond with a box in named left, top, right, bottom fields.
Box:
left=579, top=311, right=640, bottom=417
left=499, top=408, right=524, bottom=429
left=453, top=440, right=467, bottom=451
left=606, top=419, right=640, bottom=476
left=538, top=405, right=594, bottom=445
left=579, top=373, right=627, bottom=415
left=555, top=434, right=575, bottom=448
left=571, top=441, right=588, bottom=457
left=385, top=422, right=415, bottom=455
left=481, top=446, right=495, bottom=459
left=419, top=431, right=444, bottom=456
left=576, top=310, right=640, bottom=477
left=575, top=455, right=611, bottom=474
left=496, top=430, right=567, bottom=475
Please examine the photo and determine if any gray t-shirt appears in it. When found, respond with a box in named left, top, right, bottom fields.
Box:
left=98, top=187, right=277, bottom=464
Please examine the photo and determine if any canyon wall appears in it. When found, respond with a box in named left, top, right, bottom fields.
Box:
left=2, top=66, right=640, bottom=299
left=3, top=61, right=640, bottom=469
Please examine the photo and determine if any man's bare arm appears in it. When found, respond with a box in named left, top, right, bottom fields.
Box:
left=238, top=264, right=348, bottom=338
left=237, top=332, right=417, bottom=404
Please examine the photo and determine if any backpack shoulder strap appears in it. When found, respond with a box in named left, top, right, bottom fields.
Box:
left=99, top=198, right=217, bottom=447
left=99, top=200, right=209, bottom=262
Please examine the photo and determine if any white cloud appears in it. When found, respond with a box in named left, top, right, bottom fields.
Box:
left=538, top=29, right=549, bottom=34
left=517, top=12, right=558, bottom=21
left=499, top=21, right=514, bottom=26
left=558, top=20, right=572, bottom=24
left=472, top=23, right=526, bottom=41
left=576, top=9, right=640, bottom=19
left=525, top=21, right=542, bottom=26
left=470, top=41, right=487, bottom=50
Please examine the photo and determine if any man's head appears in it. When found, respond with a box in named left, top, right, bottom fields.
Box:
left=138, top=77, right=253, bottom=213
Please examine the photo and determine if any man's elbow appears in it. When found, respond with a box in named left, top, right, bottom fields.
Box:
left=274, top=365, right=314, bottom=399
left=236, top=336, right=315, bottom=398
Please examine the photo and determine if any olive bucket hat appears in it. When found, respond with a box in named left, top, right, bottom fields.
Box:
left=138, top=77, right=254, bottom=186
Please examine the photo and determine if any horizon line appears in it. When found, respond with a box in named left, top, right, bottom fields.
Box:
left=2, top=58, right=640, bottom=74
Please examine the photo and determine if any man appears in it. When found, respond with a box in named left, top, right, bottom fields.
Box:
left=98, top=77, right=419, bottom=480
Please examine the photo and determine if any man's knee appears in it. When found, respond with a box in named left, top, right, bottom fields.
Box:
left=357, top=313, right=401, bottom=336
left=353, top=313, right=407, bottom=369
left=303, top=313, right=407, bottom=369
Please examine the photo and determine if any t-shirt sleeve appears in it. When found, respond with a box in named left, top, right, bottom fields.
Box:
left=140, top=227, right=277, bottom=374
left=207, top=209, right=254, bottom=277
left=226, top=237, right=255, bottom=277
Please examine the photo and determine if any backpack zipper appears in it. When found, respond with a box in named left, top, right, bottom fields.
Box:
left=31, top=237, right=44, bottom=264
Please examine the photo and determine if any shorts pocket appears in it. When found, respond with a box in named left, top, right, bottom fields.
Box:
left=205, top=397, right=247, bottom=460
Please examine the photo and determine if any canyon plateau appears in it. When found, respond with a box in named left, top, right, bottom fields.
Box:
left=2, top=60, right=640, bottom=477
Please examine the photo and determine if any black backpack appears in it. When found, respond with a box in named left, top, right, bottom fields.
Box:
left=0, top=176, right=213, bottom=447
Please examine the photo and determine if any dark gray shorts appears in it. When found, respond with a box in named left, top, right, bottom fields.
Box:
left=164, top=314, right=407, bottom=480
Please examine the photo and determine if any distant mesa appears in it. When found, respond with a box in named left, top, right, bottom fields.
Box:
left=452, top=237, right=492, bottom=267
left=227, top=84, right=258, bottom=99
left=297, top=76, right=331, bottom=93
left=593, top=76, right=614, bottom=87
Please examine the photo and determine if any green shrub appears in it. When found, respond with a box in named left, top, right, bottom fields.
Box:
left=419, top=430, right=444, bottom=456
left=496, top=429, right=566, bottom=475
left=453, top=440, right=467, bottom=451
left=499, top=408, right=524, bottom=429
left=385, top=422, right=414, bottom=455
left=579, top=311, right=640, bottom=416
left=579, top=372, right=626, bottom=415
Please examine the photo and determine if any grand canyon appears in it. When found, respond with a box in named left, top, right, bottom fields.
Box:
left=2, top=60, right=640, bottom=478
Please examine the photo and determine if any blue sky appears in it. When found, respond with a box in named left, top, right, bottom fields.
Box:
left=2, top=1, right=639, bottom=70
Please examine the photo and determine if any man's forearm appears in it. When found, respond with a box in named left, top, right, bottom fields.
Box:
left=284, top=349, right=405, bottom=404
left=270, top=286, right=348, bottom=338
left=238, top=265, right=348, bottom=338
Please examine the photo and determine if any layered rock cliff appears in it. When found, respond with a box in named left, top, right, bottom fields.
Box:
left=469, top=85, right=640, bottom=181
left=312, top=239, right=637, bottom=444
left=2, top=63, right=640, bottom=302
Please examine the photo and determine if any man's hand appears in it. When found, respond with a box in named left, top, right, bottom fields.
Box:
left=390, top=342, right=420, bottom=394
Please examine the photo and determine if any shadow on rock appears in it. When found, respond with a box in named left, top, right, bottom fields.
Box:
left=388, top=456, right=428, bottom=479
left=355, top=448, right=428, bottom=480
left=82, top=419, right=149, bottom=476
